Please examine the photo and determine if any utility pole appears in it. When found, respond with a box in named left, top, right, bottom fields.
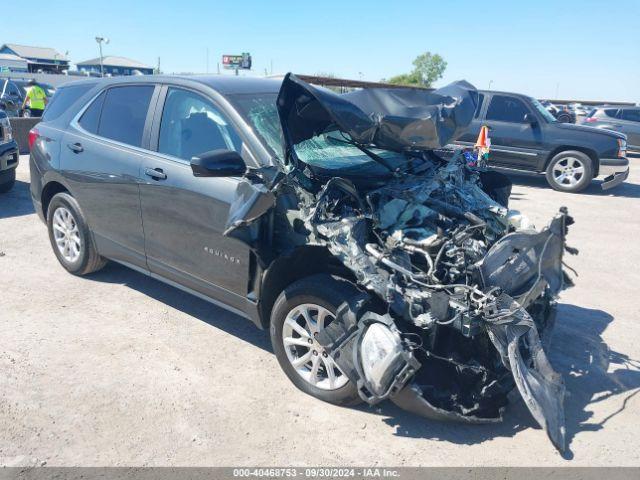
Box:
left=95, top=36, right=109, bottom=77
left=206, top=48, right=209, bottom=74
left=488, top=80, right=493, bottom=90
left=555, top=82, right=560, bottom=99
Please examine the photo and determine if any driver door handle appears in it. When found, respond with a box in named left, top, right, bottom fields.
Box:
left=144, top=167, right=167, bottom=180
left=67, top=142, right=84, bottom=153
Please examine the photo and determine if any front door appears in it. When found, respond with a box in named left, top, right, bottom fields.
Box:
left=139, top=86, right=251, bottom=309
left=483, top=95, right=544, bottom=170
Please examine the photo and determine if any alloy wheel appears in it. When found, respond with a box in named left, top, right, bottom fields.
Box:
left=552, top=157, right=585, bottom=187
left=52, top=207, right=82, bottom=263
left=281, top=303, right=349, bottom=391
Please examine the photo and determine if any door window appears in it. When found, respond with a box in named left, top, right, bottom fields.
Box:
left=43, top=83, right=94, bottom=121
left=97, top=85, right=154, bottom=147
left=620, top=109, right=640, bottom=123
left=158, top=87, right=241, bottom=161
left=6, top=82, right=22, bottom=98
left=486, top=95, right=530, bottom=123
left=604, top=109, right=620, bottom=119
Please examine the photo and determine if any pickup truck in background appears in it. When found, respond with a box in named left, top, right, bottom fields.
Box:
left=454, top=90, right=629, bottom=192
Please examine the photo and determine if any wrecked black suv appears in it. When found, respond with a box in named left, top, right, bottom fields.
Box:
left=31, top=74, right=576, bottom=452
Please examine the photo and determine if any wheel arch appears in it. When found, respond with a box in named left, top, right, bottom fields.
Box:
left=545, top=146, right=599, bottom=176
left=41, top=181, right=70, bottom=220
left=257, top=245, right=357, bottom=329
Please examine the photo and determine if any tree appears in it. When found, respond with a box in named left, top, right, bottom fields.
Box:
left=387, top=52, right=447, bottom=88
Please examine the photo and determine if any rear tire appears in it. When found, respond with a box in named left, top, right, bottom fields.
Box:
left=0, top=169, right=16, bottom=194
left=545, top=150, right=593, bottom=193
left=47, top=192, right=107, bottom=275
left=270, top=274, right=362, bottom=406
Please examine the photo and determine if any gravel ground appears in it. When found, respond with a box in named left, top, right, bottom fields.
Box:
left=1, top=155, right=639, bottom=467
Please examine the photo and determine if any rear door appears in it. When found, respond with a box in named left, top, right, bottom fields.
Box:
left=482, top=95, right=544, bottom=170
left=139, top=85, right=253, bottom=311
left=61, top=84, right=158, bottom=267
left=617, top=109, right=640, bottom=149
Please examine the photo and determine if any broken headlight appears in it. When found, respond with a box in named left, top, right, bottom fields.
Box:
left=354, top=314, right=420, bottom=403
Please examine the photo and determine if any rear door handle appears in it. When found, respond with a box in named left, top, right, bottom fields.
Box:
left=144, top=167, right=167, bottom=180
left=67, top=142, right=83, bottom=153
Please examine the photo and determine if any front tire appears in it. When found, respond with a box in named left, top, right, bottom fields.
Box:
left=545, top=150, right=593, bottom=193
left=47, top=192, right=107, bottom=275
left=270, top=274, right=362, bottom=406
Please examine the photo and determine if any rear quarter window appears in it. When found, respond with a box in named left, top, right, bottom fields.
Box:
left=78, top=91, right=106, bottom=134
left=42, top=83, right=94, bottom=121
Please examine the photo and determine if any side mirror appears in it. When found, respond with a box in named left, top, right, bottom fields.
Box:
left=524, top=113, right=538, bottom=124
left=190, top=149, right=246, bottom=177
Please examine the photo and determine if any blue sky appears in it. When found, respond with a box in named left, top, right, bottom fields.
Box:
left=3, top=0, right=639, bottom=101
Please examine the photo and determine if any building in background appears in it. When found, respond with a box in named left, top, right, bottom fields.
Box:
left=0, top=44, right=69, bottom=73
left=76, top=56, right=154, bottom=76
left=0, top=53, right=28, bottom=72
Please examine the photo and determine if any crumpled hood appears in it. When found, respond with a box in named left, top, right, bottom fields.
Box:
left=276, top=73, right=479, bottom=169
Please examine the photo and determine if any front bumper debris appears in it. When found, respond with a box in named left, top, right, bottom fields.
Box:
left=600, top=157, right=629, bottom=190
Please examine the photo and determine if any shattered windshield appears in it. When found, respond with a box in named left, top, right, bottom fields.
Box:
left=296, top=133, right=410, bottom=175
left=230, top=93, right=409, bottom=175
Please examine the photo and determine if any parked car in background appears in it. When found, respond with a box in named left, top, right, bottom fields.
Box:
left=583, top=106, right=640, bottom=152
left=0, top=78, right=56, bottom=117
left=540, top=100, right=558, bottom=115
left=542, top=101, right=575, bottom=123
left=0, top=79, right=24, bottom=116
left=453, top=90, right=628, bottom=192
left=0, top=108, right=19, bottom=193
left=568, top=103, right=590, bottom=116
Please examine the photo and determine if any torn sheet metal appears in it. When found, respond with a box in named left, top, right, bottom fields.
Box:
left=478, top=211, right=573, bottom=301
left=277, top=73, right=479, bottom=169
left=484, top=293, right=567, bottom=451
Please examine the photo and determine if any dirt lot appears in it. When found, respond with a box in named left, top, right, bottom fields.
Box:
left=1, top=155, right=639, bottom=467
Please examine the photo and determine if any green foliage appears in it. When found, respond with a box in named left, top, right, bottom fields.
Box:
left=386, top=52, right=447, bottom=88
left=387, top=71, right=423, bottom=86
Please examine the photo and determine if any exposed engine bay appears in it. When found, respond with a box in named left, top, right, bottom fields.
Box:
left=225, top=74, right=577, bottom=453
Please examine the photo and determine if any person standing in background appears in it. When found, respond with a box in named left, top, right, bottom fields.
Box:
left=22, top=79, right=47, bottom=117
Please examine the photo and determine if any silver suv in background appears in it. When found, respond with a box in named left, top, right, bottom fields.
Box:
left=584, top=106, right=640, bottom=152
